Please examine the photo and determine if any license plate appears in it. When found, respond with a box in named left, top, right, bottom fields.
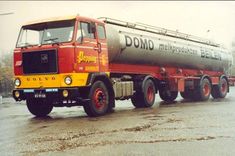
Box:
left=34, top=92, right=46, bottom=98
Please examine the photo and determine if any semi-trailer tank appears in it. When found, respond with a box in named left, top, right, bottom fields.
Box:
left=105, top=22, right=232, bottom=73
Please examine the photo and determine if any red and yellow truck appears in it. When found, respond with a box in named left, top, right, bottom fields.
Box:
left=13, top=15, right=233, bottom=117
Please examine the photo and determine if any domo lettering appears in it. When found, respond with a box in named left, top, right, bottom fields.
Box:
left=125, top=35, right=154, bottom=50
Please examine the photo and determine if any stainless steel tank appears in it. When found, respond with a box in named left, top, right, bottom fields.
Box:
left=105, top=23, right=233, bottom=73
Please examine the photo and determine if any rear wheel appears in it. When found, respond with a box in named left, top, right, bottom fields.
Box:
left=159, top=89, right=178, bottom=102
left=131, top=79, right=156, bottom=108
left=211, top=77, right=228, bottom=99
left=83, top=81, right=110, bottom=117
left=194, top=77, right=211, bottom=101
left=131, top=92, right=143, bottom=108
left=180, top=90, right=194, bottom=99
left=26, top=99, right=53, bottom=117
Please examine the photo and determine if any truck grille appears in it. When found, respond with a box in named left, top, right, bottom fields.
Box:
left=22, top=49, right=58, bottom=74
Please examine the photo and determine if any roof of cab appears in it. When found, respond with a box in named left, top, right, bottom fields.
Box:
left=23, top=15, right=77, bottom=26
left=22, top=14, right=104, bottom=26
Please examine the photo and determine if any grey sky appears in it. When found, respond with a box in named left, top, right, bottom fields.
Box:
left=0, top=1, right=235, bottom=54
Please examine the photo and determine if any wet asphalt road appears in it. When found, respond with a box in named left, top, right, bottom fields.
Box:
left=1, top=87, right=235, bottom=156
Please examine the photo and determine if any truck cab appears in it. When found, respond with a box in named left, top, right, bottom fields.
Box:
left=13, top=15, right=113, bottom=117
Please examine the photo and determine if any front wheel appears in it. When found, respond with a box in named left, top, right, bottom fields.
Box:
left=83, top=81, right=110, bottom=117
left=26, top=99, right=53, bottom=117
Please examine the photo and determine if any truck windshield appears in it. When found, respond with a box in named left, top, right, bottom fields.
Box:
left=16, top=20, right=75, bottom=47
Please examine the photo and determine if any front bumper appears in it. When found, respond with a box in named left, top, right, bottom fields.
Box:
left=12, top=88, right=80, bottom=102
left=14, top=73, right=89, bottom=89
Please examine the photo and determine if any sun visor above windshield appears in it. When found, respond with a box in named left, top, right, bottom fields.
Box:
left=23, top=15, right=77, bottom=27
left=22, top=20, right=75, bottom=31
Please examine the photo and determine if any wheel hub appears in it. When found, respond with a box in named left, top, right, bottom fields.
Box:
left=221, top=81, right=227, bottom=94
left=93, top=88, right=106, bottom=110
left=203, top=83, right=210, bottom=97
left=147, top=86, right=154, bottom=102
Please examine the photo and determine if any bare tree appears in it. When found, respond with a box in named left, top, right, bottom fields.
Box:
left=0, top=52, right=14, bottom=97
left=231, top=41, right=235, bottom=76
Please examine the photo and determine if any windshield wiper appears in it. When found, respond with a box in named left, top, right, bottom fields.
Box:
left=43, top=38, right=62, bottom=46
left=44, top=38, right=59, bottom=43
left=20, top=43, right=39, bottom=48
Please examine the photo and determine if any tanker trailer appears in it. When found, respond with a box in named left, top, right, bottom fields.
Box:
left=12, top=15, right=233, bottom=117
left=104, top=19, right=232, bottom=73
left=100, top=17, right=233, bottom=105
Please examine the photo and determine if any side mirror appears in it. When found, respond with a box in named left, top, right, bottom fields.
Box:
left=89, top=22, right=96, bottom=34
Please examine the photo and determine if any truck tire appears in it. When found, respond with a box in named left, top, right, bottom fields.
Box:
left=83, top=81, right=110, bottom=117
left=159, top=89, right=178, bottom=102
left=143, top=79, right=156, bottom=107
left=180, top=92, right=188, bottom=99
left=211, top=77, right=228, bottom=99
left=131, top=79, right=156, bottom=108
left=131, top=91, right=143, bottom=108
left=180, top=90, right=194, bottom=99
left=194, top=77, right=211, bottom=101
left=26, top=99, right=53, bottom=117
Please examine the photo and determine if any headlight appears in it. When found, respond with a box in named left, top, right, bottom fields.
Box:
left=64, top=76, right=72, bottom=85
left=15, top=78, right=21, bottom=87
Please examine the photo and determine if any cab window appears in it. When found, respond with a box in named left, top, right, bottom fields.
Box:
left=97, top=25, right=106, bottom=39
left=77, top=22, right=95, bottom=42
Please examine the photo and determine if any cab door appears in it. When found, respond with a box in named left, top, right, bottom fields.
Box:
left=74, top=21, right=99, bottom=73
left=96, top=24, right=109, bottom=72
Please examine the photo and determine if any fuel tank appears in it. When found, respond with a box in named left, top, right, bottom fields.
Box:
left=105, top=23, right=233, bottom=73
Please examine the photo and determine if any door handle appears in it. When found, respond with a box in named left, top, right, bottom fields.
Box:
left=94, top=47, right=99, bottom=50
left=94, top=43, right=102, bottom=53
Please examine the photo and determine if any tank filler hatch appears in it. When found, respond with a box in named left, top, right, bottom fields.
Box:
left=98, top=17, right=220, bottom=47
